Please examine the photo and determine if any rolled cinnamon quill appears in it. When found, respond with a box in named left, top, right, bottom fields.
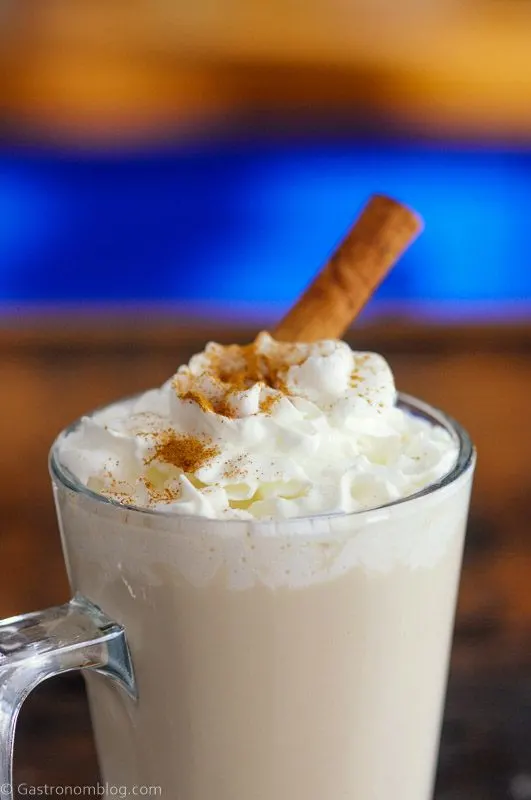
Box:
left=273, top=194, right=423, bottom=343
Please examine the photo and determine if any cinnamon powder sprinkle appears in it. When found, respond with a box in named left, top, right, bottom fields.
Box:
left=215, top=342, right=296, bottom=394
left=222, top=455, right=248, bottom=481
left=259, top=394, right=280, bottom=415
left=145, top=430, right=220, bottom=473
left=212, top=397, right=236, bottom=418
left=180, top=390, right=214, bottom=414
left=103, top=483, right=135, bottom=506
left=174, top=337, right=305, bottom=417
left=178, top=385, right=237, bottom=418
left=142, top=477, right=181, bottom=505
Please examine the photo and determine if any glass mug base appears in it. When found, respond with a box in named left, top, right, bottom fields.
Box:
left=0, top=393, right=475, bottom=800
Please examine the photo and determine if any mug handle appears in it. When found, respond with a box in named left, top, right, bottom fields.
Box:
left=0, top=593, right=136, bottom=799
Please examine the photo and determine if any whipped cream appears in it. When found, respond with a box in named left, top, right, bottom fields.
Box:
left=58, top=333, right=458, bottom=520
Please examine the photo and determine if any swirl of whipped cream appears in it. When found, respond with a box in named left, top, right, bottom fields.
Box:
left=59, top=332, right=457, bottom=519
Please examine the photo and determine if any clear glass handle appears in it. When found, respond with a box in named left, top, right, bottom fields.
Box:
left=0, top=594, right=136, bottom=799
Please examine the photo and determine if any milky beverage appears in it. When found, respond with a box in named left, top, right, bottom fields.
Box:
left=55, top=333, right=474, bottom=800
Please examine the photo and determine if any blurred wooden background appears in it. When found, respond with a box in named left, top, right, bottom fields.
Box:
left=1, top=315, right=531, bottom=796
left=3, top=1, right=531, bottom=144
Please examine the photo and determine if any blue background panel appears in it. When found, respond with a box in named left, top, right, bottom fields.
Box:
left=0, top=140, right=530, bottom=308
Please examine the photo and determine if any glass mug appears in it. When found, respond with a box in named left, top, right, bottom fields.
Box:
left=0, top=394, right=475, bottom=800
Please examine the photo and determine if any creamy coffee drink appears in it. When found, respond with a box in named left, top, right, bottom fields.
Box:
left=54, top=334, right=474, bottom=800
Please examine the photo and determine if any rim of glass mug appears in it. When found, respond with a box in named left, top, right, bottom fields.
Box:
left=49, top=391, right=475, bottom=526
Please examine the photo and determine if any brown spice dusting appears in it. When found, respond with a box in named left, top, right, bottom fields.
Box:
left=106, top=491, right=135, bottom=505
left=223, top=455, right=247, bottom=481
left=228, top=344, right=297, bottom=393
left=350, top=355, right=371, bottom=388
left=208, top=337, right=304, bottom=393
left=179, top=384, right=237, bottom=418
left=212, top=397, right=236, bottom=418
left=259, top=394, right=280, bottom=415
left=174, top=335, right=308, bottom=417
left=101, top=472, right=135, bottom=506
left=142, top=477, right=181, bottom=505
left=180, top=390, right=214, bottom=414
left=145, top=429, right=220, bottom=473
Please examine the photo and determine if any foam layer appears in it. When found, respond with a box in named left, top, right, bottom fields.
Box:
left=57, top=472, right=472, bottom=589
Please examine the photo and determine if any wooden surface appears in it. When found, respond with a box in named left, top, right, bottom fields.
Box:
left=2, top=314, right=531, bottom=797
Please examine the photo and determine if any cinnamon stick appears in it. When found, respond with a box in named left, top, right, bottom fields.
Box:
left=273, top=194, right=423, bottom=343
